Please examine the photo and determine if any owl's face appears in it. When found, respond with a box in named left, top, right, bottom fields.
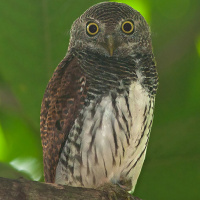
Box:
left=69, top=2, right=152, bottom=58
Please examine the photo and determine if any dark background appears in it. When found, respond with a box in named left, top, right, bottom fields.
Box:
left=0, top=0, right=199, bottom=199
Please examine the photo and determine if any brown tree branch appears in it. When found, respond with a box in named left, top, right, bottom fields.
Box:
left=0, top=177, right=142, bottom=200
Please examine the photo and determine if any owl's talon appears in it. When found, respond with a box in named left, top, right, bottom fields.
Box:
left=117, top=178, right=132, bottom=191
left=108, top=191, right=118, bottom=200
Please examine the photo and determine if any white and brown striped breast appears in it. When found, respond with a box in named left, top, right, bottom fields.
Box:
left=55, top=78, right=154, bottom=192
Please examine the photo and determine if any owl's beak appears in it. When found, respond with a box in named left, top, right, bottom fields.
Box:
left=106, top=35, right=114, bottom=56
left=102, top=35, right=116, bottom=56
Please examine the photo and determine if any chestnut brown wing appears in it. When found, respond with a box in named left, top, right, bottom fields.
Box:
left=40, top=55, right=87, bottom=183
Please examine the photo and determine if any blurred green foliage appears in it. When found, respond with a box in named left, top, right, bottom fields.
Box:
left=0, top=0, right=199, bottom=199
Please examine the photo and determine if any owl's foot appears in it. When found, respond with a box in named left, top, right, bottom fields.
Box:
left=108, top=190, right=118, bottom=200
left=97, top=183, right=135, bottom=200
left=117, top=179, right=132, bottom=191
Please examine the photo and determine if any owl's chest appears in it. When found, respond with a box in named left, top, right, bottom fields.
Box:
left=80, top=80, right=152, bottom=158
left=56, top=80, right=153, bottom=187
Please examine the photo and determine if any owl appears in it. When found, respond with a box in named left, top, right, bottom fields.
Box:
left=40, top=2, right=158, bottom=193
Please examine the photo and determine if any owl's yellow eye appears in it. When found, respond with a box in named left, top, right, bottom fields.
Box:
left=86, top=22, right=99, bottom=36
left=121, top=21, right=134, bottom=34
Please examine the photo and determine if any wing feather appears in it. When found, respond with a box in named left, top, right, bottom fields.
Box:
left=40, top=54, right=87, bottom=182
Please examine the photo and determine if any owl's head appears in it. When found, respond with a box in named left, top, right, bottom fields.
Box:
left=68, top=2, right=152, bottom=58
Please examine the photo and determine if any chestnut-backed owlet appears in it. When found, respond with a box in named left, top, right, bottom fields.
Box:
left=40, top=2, right=158, bottom=193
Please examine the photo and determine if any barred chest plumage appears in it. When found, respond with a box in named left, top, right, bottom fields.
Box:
left=55, top=52, right=156, bottom=192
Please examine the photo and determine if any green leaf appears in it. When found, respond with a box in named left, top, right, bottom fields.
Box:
left=0, top=123, right=7, bottom=161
